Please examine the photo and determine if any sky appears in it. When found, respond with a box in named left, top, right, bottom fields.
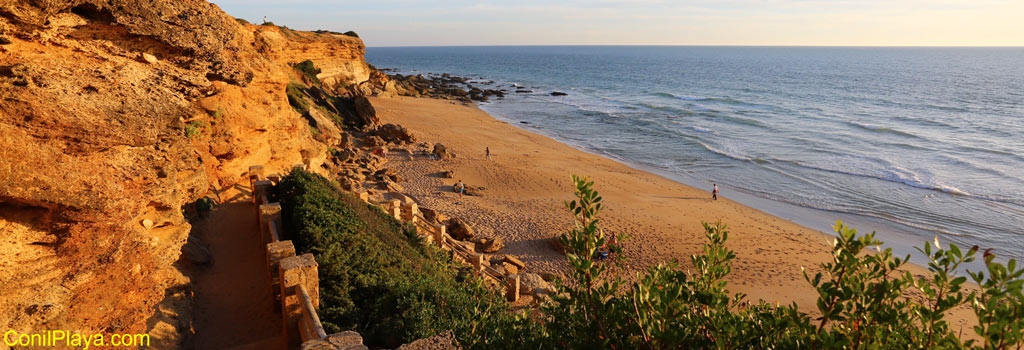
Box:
left=211, top=0, right=1024, bottom=47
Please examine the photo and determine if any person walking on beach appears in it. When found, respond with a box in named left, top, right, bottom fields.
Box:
left=455, top=180, right=465, bottom=197
left=485, top=147, right=492, bottom=161
left=712, top=184, right=718, bottom=200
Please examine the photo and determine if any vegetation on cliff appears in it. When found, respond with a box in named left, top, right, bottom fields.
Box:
left=277, top=170, right=541, bottom=348
left=280, top=170, right=1023, bottom=349
left=292, top=60, right=322, bottom=84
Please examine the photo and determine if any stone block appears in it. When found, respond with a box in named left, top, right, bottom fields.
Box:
left=249, top=165, right=265, bottom=182
left=259, top=203, right=282, bottom=242
left=280, top=254, right=319, bottom=344
left=505, top=274, right=520, bottom=302
left=325, top=331, right=363, bottom=347
left=253, top=179, right=273, bottom=205
left=267, top=240, right=296, bottom=310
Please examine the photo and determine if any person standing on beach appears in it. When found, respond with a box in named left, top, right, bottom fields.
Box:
left=712, top=184, right=718, bottom=200
left=486, top=147, right=492, bottom=161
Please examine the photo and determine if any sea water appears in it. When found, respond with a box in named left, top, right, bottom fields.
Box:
left=367, top=46, right=1024, bottom=261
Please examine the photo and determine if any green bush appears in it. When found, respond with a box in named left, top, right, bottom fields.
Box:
left=292, top=60, right=321, bottom=84
left=540, top=175, right=1024, bottom=349
left=343, top=31, right=359, bottom=38
left=195, top=197, right=215, bottom=217
left=286, top=82, right=310, bottom=113
left=276, top=170, right=1023, bottom=349
left=277, top=170, right=542, bottom=349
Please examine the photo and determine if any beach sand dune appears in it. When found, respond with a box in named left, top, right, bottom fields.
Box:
left=371, top=96, right=976, bottom=331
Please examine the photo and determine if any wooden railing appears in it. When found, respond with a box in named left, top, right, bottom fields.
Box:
left=362, top=196, right=525, bottom=302
left=246, top=163, right=530, bottom=349
left=297, top=284, right=328, bottom=341
left=248, top=165, right=325, bottom=347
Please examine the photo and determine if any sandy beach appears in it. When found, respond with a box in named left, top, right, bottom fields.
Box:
left=368, top=95, right=979, bottom=333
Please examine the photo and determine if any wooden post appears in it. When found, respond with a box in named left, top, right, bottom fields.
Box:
left=502, top=256, right=526, bottom=270
left=505, top=274, right=520, bottom=302
left=390, top=199, right=402, bottom=220
left=472, top=254, right=484, bottom=275
left=297, top=285, right=327, bottom=342
left=433, top=224, right=445, bottom=249
left=401, top=202, right=418, bottom=223
left=280, top=254, right=319, bottom=345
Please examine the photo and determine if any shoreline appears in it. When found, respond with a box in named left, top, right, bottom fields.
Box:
left=474, top=102, right=1001, bottom=272
left=368, top=95, right=978, bottom=331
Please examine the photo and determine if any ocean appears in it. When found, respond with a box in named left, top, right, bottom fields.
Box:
left=366, top=46, right=1024, bottom=261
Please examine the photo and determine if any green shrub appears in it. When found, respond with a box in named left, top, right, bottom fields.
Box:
left=184, top=120, right=205, bottom=138
left=343, top=31, right=359, bottom=38
left=276, top=170, right=1023, bottom=349
left=540, top=175, right=1024, bottom=349
left=286, top=82, right=310, bottom=113
left=277, top=170, right=542, bottom=349
left=195, top=197, right=215, bottom=217
left=292, top=60, right=321, bottom=84
left=235, top=17, right=250, bottom=25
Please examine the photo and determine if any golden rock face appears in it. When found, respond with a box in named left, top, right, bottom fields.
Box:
left=0, top=0, right=374, bottom=341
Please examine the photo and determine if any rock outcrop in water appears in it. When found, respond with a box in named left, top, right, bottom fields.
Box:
left=0, top=0, right=381, bottom=345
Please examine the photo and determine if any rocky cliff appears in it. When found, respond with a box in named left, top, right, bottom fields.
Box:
left=0, top=0, right=374, bottom=346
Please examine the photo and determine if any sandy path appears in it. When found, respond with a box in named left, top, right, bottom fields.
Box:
left=190, top=184, right=285, bottom=350
left=370, top=96, right=978, bottom=333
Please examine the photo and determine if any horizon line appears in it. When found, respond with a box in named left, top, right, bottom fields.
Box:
left=366, top=44, right=1024, bottom=49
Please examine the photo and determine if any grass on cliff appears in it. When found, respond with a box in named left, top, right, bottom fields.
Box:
left=277, top=170, right=541, bottom=349
left=292, top=60, right=321, bottom=85
left=184, top=120, right=205, bottom=138
left=286, top=82, right=310, bottom=114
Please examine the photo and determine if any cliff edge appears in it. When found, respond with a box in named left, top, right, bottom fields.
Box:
left=0, top=0, right=377, bottom=346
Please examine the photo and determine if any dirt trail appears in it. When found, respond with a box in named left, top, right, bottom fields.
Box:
left=190, top=185, right=285, bottom=349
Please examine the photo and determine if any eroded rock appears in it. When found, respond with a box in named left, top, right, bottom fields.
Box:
left=431, top=143, right=451, bottom=160
left=446, top=218, right=475, bottom=240
left=377, top=123, right=415, bottom=143
left=183, top=235, right=212, bottom=265
left=352, top=96, right=379, bottom=130
left=474, top=236, right=504, bottom=253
